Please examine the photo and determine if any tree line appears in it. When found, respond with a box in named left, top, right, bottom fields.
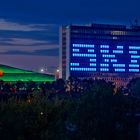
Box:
left=0, top=77, right=140, bottom=139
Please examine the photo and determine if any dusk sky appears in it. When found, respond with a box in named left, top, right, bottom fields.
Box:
left=0, top=0, right=139, bottom=73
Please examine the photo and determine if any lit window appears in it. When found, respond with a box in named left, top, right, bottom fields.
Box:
left=113, top=37, right=117, bottom=40
left=100, top=64, right=109, bottom=67
left=100, top=50, right=109, bottom=53
left=111, top=59, right=117, bottom=62
left=70, top=67, right=96, bottom=71
left=70, top=63, right=79, bottom=66
left=113, top=50, right=123, bottom=54
left=129, top=64, right=139, bottom=68
left=102, top=54, right=115, bottom=58
left=90, top=63, right=96, bottom=66
left=100, top=45, right=109, bottom=49
left=73, top=49, right=79, bottom=52
left=73, top=53, right=96, bottom=57
left=131, top=60, right=137, bottom=63
left=88, top=49, right=95, bottom=53
left=104, top=59, right=109, bottom=62
left=131, top=55, right=140, bottom=59
left=90, top=59, right=96, bottom=62
left=100, top=68, right=109, bottom=71
left=129, top=46, right=140, bottom=50
left=113, top=64, right=125, bottom=67
left=115, top=69, right=125, bottom=72
left=72, top=44, right=94, bottom=48
left=117, top=46, right=123, bottom=49
left=129, top=51, right=137, bottom=54
left=129, top=69, right=139, bottom=72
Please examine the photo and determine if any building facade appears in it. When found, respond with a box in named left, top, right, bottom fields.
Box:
left=59, top=23, right=140, bottom=87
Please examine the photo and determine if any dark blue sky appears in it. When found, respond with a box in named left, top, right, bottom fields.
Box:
left=0, top=0, right=139, bottom=72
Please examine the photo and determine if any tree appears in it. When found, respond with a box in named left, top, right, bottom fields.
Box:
left=127, top=78, right=140, bottom=97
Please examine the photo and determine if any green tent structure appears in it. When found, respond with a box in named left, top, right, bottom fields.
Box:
left=0, top=64, right=55, bottom=82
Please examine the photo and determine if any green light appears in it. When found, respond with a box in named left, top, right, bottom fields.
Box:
left=0, top=65, right=55, bottom=82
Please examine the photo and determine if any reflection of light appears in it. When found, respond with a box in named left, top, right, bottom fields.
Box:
left=56, top=69, right=60, bottom=72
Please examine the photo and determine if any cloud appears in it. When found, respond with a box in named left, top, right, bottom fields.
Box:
left=0, top=48, right=59, bottom=56
left=0, top=19, right=59, bottom=47
left=0, top=55, right=59, bottom=72
left=3, top=38, right=50, bottom=46
left=0, top=19, right=55, bottom=31
left=0, top=18, right=59, bottom=72
left=0, top=43, right=59, bottom=53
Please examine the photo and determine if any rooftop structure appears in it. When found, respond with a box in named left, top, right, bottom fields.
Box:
left=0, top=64, right=54, bottom=82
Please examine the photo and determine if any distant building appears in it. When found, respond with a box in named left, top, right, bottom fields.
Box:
left=0, top=64, right=54, bottom=82
left=59, top=23, right=140, bottom=88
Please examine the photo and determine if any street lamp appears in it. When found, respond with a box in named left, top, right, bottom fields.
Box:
left=55, top=69, right=60, bottom=79
left=40, top=68, right=44, bottom=73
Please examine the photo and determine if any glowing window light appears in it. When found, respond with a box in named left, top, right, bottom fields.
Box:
left=100, top=64, right=109, bottom=67
left=70, top=67, right=96, bottom=71
left=111, top=59, right=117, bottom=62
left=100, top=50, right=109, bottom=53
left=104, top=59, right=109, bottom=62
left=131, top=55, right=140, bottom=59
left=129, top=64, right=139, bottom=68
left=102, top=54, right=115, bottom=58
left=129, top=51, right=137, bottom=54
left=131, top=60, right=137, bottom=63
left=90, top=59, right=96, bottom=62
left=90, top=63, right=96, bottom=66
left=88, top=49, right=95, bottom=53
left=113, top=50, right=123, bottom=53
left=113, top=64, right=125, bottom=67
left=100, top=68, right=109, bottom=71
left=100, top=45, right=109, bottom=48
left=117, top=46, right=123, bottom=49
left=115, top=69, right=125, bottom=72
left=129, top=69, right=139, bottom=72
left=70, top=63, right=79, bottom=66
left=73, top=53, right=96, bottom=57
left=73, top=44, right=94, bottom=48
left=129, top=46, right=140, bottom=50
left=73, top=49, right=79, bottom=52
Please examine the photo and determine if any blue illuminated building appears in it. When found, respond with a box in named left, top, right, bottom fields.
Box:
left=60, top=23, right=140, bottom=87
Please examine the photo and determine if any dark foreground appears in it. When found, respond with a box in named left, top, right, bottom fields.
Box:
left=0, top=78, right=140, bottom=140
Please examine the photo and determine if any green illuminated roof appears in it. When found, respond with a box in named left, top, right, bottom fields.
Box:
left=0, top=64, right=54, bottom=82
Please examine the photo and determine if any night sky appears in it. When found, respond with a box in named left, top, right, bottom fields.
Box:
left=0, top=0, right=139, bottom=73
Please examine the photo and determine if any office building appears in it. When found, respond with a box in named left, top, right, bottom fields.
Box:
left=59, top=23, right=140, bottom=87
